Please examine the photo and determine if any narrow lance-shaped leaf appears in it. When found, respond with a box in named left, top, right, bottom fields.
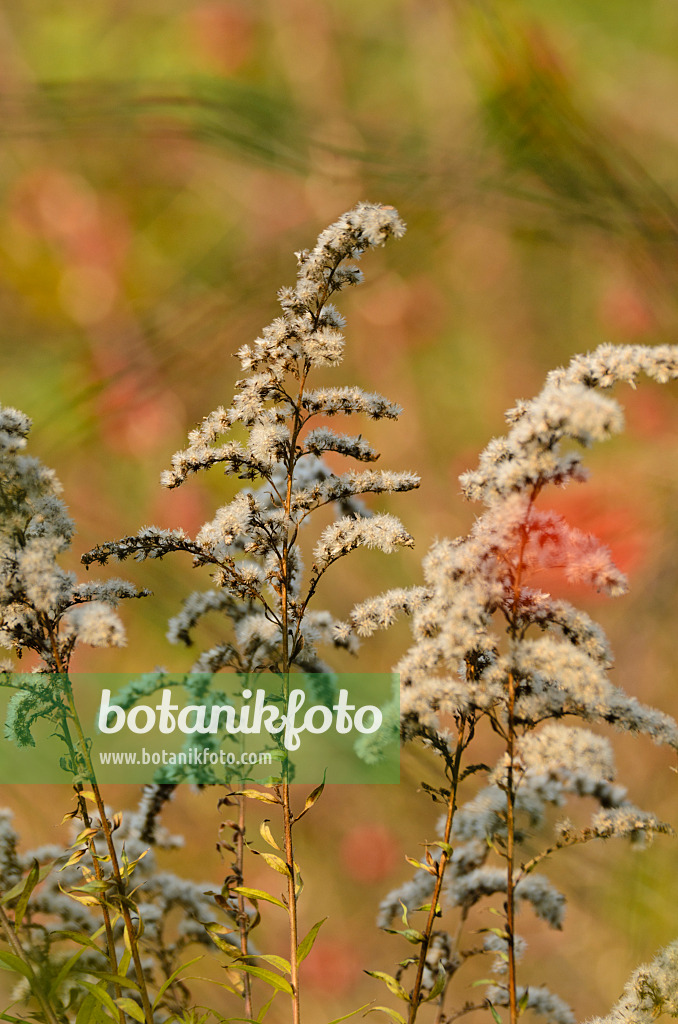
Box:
left=233, top=885, right=287, bottom=910
left=296, top=918, right=326, bottom=965
left=294, top=769, right=326, bottom=824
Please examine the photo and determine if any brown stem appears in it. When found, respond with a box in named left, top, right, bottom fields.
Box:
left=505, top=671, right=518, bottom=1024
left=235, top=792, right=252, bottom=1018
left=275, top=365, right=310, bottom=1024
left=282, top=782, right=300, bottom=1024
left=407, top=724, right=467, bottom=1024
left=504, top=490, right=538, bottom=1024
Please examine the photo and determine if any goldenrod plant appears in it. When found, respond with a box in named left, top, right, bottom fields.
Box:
left=354, top=344, right=678, bottom=1023
left=1, top=208, right=678, bottom=1024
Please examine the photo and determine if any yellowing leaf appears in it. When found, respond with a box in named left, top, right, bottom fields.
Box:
left=233, top=886, right=287, bottom=911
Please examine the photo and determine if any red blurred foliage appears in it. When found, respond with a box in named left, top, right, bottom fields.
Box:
left=185, top=1, right=256, bottom=74
left=622, top=386, right=678, bottom=440
left=339, top=823, right=398, bottom=884
left=531, top=481, right=656, bottom=599
left=149, top=480, right=210, bottom=537
left=301, top=937, right=363, bottom=996
left=599, top=282, right=656, bottom=338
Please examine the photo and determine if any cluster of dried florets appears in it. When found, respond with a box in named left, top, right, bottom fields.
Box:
left=587, top=940, right=678, bottom=1024
left=356, top=343, right=678, bottom=1022
left=354, top=343, right=678, bottom=740
left=83, top=203, right=417, bottom=679
left=0, top=405, right=148, bottom=674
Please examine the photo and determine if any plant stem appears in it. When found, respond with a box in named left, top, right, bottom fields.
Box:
left=282, top=779, right=300, bottom=1024
left=505, top=671, right=518, bottom=1024
left=45, top=625, right=154, bottom=1024
left=275, top=365, right=310, bottom=1024
left=44, top=626, right=126, bottom=1023
left=407, top=723, right=468, bottom=1024
left=504, top=493, right=537, bottom=1024
left=65, top=689, right=155, bottom=1024
left=235, top=792, right=253, bottom=1018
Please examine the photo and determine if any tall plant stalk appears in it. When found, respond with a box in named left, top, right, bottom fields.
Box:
left=84, top=202, right=417, bottom=1021
left=356, top=343, right=678, bottom=1023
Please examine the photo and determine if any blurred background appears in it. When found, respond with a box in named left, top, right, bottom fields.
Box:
left=2, top=0, right=678, bottom=1019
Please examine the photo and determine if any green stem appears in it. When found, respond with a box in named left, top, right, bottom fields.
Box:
left=63, top=684, right=155, bottom=1024
left=45, top=624, right=153, bottom=1024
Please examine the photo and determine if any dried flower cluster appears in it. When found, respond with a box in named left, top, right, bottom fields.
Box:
left=83, top=202, right=417, bottom=684
left=1, top=203, right=678, bottom=1024
left=356, top=343, right=678, bottom=1022
left=0, top=406, right=148, bottom=675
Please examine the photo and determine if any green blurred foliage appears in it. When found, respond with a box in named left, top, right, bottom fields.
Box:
left=2, top=0, right=678, bottom=1020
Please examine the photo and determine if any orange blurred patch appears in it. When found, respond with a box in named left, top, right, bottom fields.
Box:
left=302, top=937, right=363, bottom=995
left=599, top=283, right=655, bottom=338
left=533, top=481, right=656, bottom=599
left=622, top=386, right=678, bottom=440
left=185, top=2, right=256, bottom=74
left=340, top=823, right=398, bottom=884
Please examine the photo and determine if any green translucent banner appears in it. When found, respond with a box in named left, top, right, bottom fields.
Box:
left=0, top=672, right=400, bottom=784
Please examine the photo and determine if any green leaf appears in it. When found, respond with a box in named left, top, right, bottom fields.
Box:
left=400, top=929, right=425, bottom=945
left=84, top=970, right=141, bottom=992
left=12, top=858, right=39, bottom=930
left=364, top=1008, right=407, bottom=1024
left=0, top=951, right=32, bottom=980
left=1, top=859, right=54, bottom=905
left=488, top=1004, right=503, bottom=1024
left=50, top=945, right=91, bottom=1000
left=51, top=930, right=106, bottom=954
left=297, top=918, right=326, bottom=965
left=78, top=980, right=119, bottom=1019
left=324, top=1003, right=372, bottom=1024
left=116, top=999, right=146, bottom=1023
left=209, top=933, right=239, bottom=955
left=519, top=989, right=530, bottom=1013
left=423, top=963, right=447, bottom=1003
left=430, top=841, right=453, bottom=856
left=404, top=856, right=436, bottom=875
left=234, top=964, right=293, bottom=995
left=233, top=886, right=286, bottom=911
left=152, top=956, right=203, bottom=1012
left=364, top=971, right=409, bottom=1002
left=118, top=950, right=132, bottom=979
left=294, top=770, right=326, bottom=824
left=257, top=991, right=277, bottom=1021
left=251, top=954, right=291, bottom=974
left=75, top=993, right=98, bottom=1024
